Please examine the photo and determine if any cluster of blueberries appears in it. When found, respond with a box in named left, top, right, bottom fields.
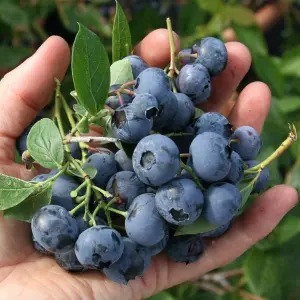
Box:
left=18, top=37, right=269, bottom=285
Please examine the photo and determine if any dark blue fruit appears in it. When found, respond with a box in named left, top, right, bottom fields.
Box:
left=177, top=64, right=211, bottom=104
left=31, top=205, right=79, bottom=253
left=124, top=55, right=149, bottom=79
left=75, top=214, right=107, bottom=233
left=51, top=175, right=84, bottom=211
left=115, top=150, right=134, bottom=171
left=55, top=248, right=87, bottom=273
left=155, top=178, right=204, bottom=226
left=69, top=143, right=82, bottom=160
left=106, top=171, right=147, bottom=211
left=31, top=174, right=50, bottom=183
left=166, top=235, right=204, bottom=264
left=164, top=93, right=195, bottom=132
left=194, top=112, right=232, bottom=139
left=75, top=226, right=124, bottom=269
left=225, top=151, right=244, bottom=185
left=125, top=193, right=168, bottom=246
left=231, top=126, right=262, bottom=160
left=178, top=48, right=195, bottom=66
left=204, top=183, right=242, bottom=226
left=83, top=152, right=118, bottom=188
left=194, top=37, right=228, bottom=76
left=130, top=93, right=159, bottom=119
left=245, top=160, right=270, bottom=194
left=190, top=132, right=231, bottom=182
left=103, top=238, right=151, bottom=285
left=148, top=229, right=169, bottom=256
left=32, top=236, right=53, bottom=256
left=132, top=134, right=180, bottom=186
left=199, top=222, right=231, bottom=238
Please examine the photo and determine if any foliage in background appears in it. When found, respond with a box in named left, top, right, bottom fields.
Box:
left=2, top=0, right=300, bottom=299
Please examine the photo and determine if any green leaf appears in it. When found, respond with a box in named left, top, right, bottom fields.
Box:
left=0, top=173, right=37, bottom=210
left=69, top=165, right=98, bottom=180
left=78, top=118, right=89, bottom=134
left=195, top=0, right=222, bottom=13
left=286, top=158, right=300, bottom=194
left=244, top=249, right=283, bottom=299
left=252, top=54, right=284, bottom=98
left=112, top=1, right=132, bottom=62
left=237, top=178, right=255, bottom=210
left=0, top=46, right=31, bottom=68
left=0, top=2, right=29, bottom=27
left=224, top=5, right=255, bottom=26
left=277, top=96, right=300, bottom=114
left=72, top=23, right=110, bottom=116
left=110, top=59, right=134, bottom=85
left=3, top=184, right=52, bottom=222
left=73, top=103, right=88, bottom=117
left=175, top=217, right=219, bottom=236
left=281, top=45, right=300, bottom=78
left=27, top=118, right=64, bottom=169
left=232, top=24, right=268, bottom=56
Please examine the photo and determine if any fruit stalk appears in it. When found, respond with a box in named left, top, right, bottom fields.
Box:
left=166, top=18, right=179, bottom=78
left=64, top=136, right=118, bottom=144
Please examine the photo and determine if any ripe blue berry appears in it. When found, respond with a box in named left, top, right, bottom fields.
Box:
left=194, top=37, right=228, bottom=76
left=166, top=235, right=204, bottom=264
left=178, top=48, right=195, bottom=66
left=31, top=205, right=79, bottom=253
left=225, top=151, right=244, bottom=185
left=194, top=112, right=232, bottom=139
left=124, top=55, right=149, bottom=79
left=155, top=178, right=204, bottom=226
left=132, top=134, right=180, bottom=186
left=55, top=248, right=87, bottom=273
left=203, top=183, right=242, bottom=226
left=115, top=150, right=134, bottom=171
left=125, top=193, right=168, bottom=246
left=231, top=126, right=262, bottom=160
left=75, top=226, right=124, bottom=269
left=190, top=132, right=231, bottom=182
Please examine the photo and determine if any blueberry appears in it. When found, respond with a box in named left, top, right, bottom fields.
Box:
left=203, top=183, right=242, bottom=226
left=245, top=160, right=270, bottom=194
left=115, top=150, right=134, bottom=171
left=31, top=174, right=50, bottom=183
left=164, top=93, right=195, bottom=132
left=194, top=37, right=228, bottom=76
left=153, top=92, right=178, bottom=131
left=87, top=147, right=113, bottom=158
left=103, top=237, right=151, bottom=285
left=31, top=205, right=79, bottom=253
left=194, top=112, right=232, bottom=139
left=231, top=126, right=262, bottom=160
left=177, top=64, right=211, bottom=104
left=125, top=193, right=168, bottom=247
left=132, top=134, right=180, bottom=186
left=178, top=48, right=195, bottom=66
left=16, top=116, right=43, bottom=155
left=83, top=152, right=118, bottom=188
left=225, top=151, right=244, bottom=185
left=124, top=55, right=149, bottom=79
left=106, top=171, right=147, bottom=211
left=32, top=236, right=53, bottom=256
left=51, top=175, right=85, bottom=211
left=148, top=229, right=170, bottom=256
left=199, top=222, right=231, bottom=238
left=75, top=226, right=124, bottom=269
left=55, top=248, right=87, bottom=273
left=69, top=143, right=82, bottom=160
left=75, top=214, right=107, bottom=233
left=112, top=101, right=155, bottom=144
left=166, top=235, right=204, bottom=264
left=155, top=178, right=204, bottom=226
left=190, top=132, right=231, bottom=182
left=106, top=94, right=133, bottom=110
left=130, top=93, right=159, bottom=119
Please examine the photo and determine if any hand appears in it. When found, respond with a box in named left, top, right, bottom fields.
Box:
left=0, top=31, right=297, bottom=300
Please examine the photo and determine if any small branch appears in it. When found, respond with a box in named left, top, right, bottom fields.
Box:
left=177, top=53, right=198, bottom=59
left=70, top=112, right=89, bottom=136
left=64, top=136, right=118, bottom=144
left=91, top=185, right=112, bottom=198
left=166, top=132, right=193, bottom=137
left=180, top=160, right=205, bottom=191
left=180, top=153, right=191, bottom=158
left=107, top=207, right=127, bottom=218
left=166, top=18, right=179, bottom=78
left=239, top=291, right=267, bottom=300
left=244, top=124, right=297, bottom=174
left=192, top=281, right=225, bottom=296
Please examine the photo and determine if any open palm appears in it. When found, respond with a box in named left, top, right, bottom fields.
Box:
left=0, top=33, right=297, bottom=300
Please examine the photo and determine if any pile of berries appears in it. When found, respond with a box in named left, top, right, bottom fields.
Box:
left=19, top=36, right=269, bottom=285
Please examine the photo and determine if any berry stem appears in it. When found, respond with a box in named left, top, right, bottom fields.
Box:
left=166, top=132, right=194, bottom=137
left=180, top=153, right=191, bottom=158
left=166, top=18, right=179, bottom=78
left=177, top=53, right=198, bottom=59
left=92, top=201, right=105, bottom=219
left=70, top=112, right=89, bottom=136
left=39, top=163, right=69, bottom=186
left=121, top=80, right=136, bottom=88
left=180, top=160, right=205, bottom=191
left=70, top=181, right=88, bottom=198
left=105, top=198, right=119, bottom=228
left=64, top=136, right=118, bottom=144
left=69, top=199, right=86, bottom=216
left=244, top=124, right=297, bottom=174
left=107, top=207, right=128, bottom=218
left=91, top=185, right=112, bottom=198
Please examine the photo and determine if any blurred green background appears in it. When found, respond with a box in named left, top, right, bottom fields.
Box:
left=2, top=0, right=300, bottom=299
